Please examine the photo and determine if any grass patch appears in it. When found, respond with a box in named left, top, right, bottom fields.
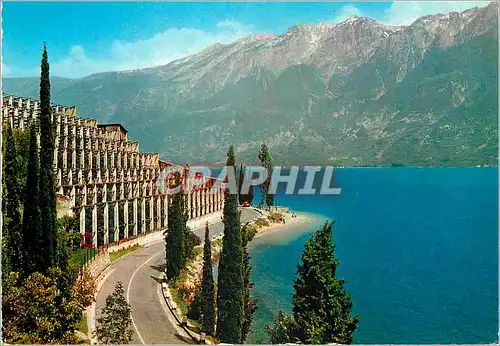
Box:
left=109, top=244, right=143, bottom=262
left=168, top=271, right=190, bottom=316
left=70, top=248, right=97, bottom=270
left=186, top=247, right=203, bottom=267
left=75, top=314, right=88, bottom=334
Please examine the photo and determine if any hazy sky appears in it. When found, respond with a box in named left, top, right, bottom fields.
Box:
left=2, top=1, right=489, bottom=78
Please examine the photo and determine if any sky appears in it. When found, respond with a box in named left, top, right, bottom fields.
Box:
left=2, top=1, right=490, bottom=79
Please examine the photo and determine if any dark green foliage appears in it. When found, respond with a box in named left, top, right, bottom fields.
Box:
left=38, top=44, right=58, bottom=272
left=186, top=228, right=202, bottom=259
left=295, top=221, right=359, bottom=344
left=187, top=292, right=203, bottom=322
left=200, top=223, right=216, bottom=334
left=238, top=164, right=254, bottom=205
left=241, top=224, right=258, bottom=341
left=216, top=146, right=244, bottom=343
left=266, top=311, right=299, bottom=344
left=165, top=173, right=188, bottom=279
left=258, top=144, right=274, bottom=208
left=56, top=215, right=82, bottom=275
left=21, top=124, right=42, bottom=276
left=2, top=125, right=24, bottom=273
left=95, top=281, right=134, bottom=344
left=267, top=221, right=358, bottom=344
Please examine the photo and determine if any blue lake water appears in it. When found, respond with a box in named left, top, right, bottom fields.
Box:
left=247, top=167, right=498, bottom=344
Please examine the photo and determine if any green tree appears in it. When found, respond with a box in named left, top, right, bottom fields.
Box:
left=216, top=146, right=244, bottom=343
left=38, top=43, right=58, bottom=272
left=94, top=281, right=134, bottom=344
left=2, top=124, right=24, bottom=273
left=2, top=268, right=95, bottom=344
left=241, top=224, right=258, bottom=341
left=258, top=143, right=274, bottom=208
left=200, top=223, right=216, bottom=334
left=267, top=221, right=359, bottom=344
left=266, top=310, right=299, bottom=344
left=165, top=172, right=187, bottom=279
left=238, top=164, right=254, bottom=205
left=21, top=124, right=42, bottom=276
left=186, top=227, right=201, bottom=259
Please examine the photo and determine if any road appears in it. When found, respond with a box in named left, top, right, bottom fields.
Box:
left=95, top=207, right=262, bottom=344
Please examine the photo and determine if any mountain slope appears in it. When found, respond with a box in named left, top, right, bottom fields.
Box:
left=3, top=2, right=498, bottom=166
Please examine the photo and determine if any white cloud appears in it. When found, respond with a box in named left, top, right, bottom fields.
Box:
left=332, top=1, right=489, bottom=25
left=49, top=20, right=254, bottom=78
left=332, top=4, right=363, bottom=24
left=383, top=1, right=489, bottom=25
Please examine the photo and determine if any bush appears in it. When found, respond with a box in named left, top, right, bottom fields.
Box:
left=186, top=230, right=201, bottom=258
left=254, top=218, right=270, bottom=228
left=187, top=292, right=203, bottom=322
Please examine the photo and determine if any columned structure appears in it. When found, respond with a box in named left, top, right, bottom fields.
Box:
left=3, top=94, right=226, bottom=248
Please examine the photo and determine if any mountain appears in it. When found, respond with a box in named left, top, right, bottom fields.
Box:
left=3, top=2, right=498, bottom=166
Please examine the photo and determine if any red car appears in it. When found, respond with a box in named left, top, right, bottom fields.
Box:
left=241, top=201, right=251, bottom=207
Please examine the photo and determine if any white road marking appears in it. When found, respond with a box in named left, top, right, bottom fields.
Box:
left=126, top=249, right=164, bottom=345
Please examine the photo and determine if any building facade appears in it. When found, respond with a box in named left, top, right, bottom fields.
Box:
left=2, top=94, right=226, bottom=248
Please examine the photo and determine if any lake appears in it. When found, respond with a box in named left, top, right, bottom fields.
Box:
left=247, top=167, right=498, bottom=344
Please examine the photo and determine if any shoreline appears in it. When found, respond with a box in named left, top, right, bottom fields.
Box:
left=247, top=209, right=326, bottom=248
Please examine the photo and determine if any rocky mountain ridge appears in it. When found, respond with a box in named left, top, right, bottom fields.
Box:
left=3, top=2, right=498, bottom=166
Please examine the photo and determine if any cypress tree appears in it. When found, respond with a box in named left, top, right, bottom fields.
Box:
left=237, top=163, right=244, bottom=204
left=258, top=143, right=274, bottom=208
left=292, top=221, right=359, bottom=344
left=165, top=172, right=187, bottom=279
left=21, top=124, right=42, bottom=275
left=200, top=223, right=215, bottom=334
left=216, top=146, right=244, bottom=343
left=238, top=164, right=254, bottom=205
left=241, top=224, right=258, bottom=341
left=2, top=124, right=24, bottom=273
left=38, top=43, right=58, bottom=271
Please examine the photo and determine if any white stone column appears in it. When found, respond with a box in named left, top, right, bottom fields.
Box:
left=150, top=195, right=154, bottom=231
left=156, top=196, right=162, bottom=230
left=163, top=195, right=168, bottom=228
left=92, top=186, right=98, bottom=247
left=141, top=197, right=146, bottom=233
left=124, top=200, right=129, bottom=239
left=133, top=197, right=138, bottom=236
left=103, top=202, right=109, bottom=245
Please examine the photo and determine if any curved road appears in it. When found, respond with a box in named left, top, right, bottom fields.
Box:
left=95, top=208, right=262, bottom=344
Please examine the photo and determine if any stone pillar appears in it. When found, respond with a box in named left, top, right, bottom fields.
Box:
left=133, top=197, right=138, bottom=236
left=187, top=192, right=192, bottom=220
left=141, top=197, right=146, bottom=234
left=150, top=195, right=154, bottom=231
left=92, top=186, right=98, bottom=247
left=124, top=200, right=129, bottom=239
left=157, top=196, right=162, bottom=229
left=201, top=188, right=206, bottom=216
left=114, top=200, right=119, bottom=242
left=80, top=207, right=86, bottom=239
left=63, top=149, right=68, bottom=170
left=92, top=204, right=98, bottom=247
left=163, top=195, right=168, bottom=228
left=103, top=202, right=109, bottom=245
left=195, top=189, right=200, bottom=218
left=80, top=187, right=87, bottom=240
